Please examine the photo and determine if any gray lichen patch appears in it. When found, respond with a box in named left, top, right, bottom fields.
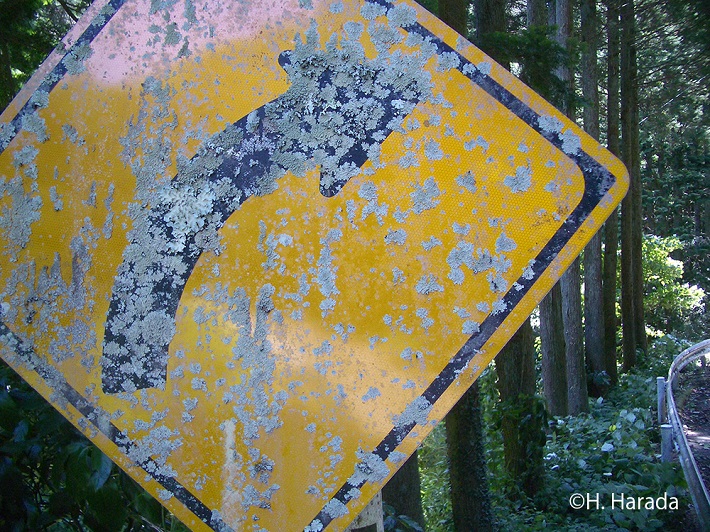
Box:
left=415, top=274, right=443, bottom=295
left=394, top=396, right=432, bottom=428
left=423, top=139, right=443, bottom=160
left=49, top=186, right=63, bottom=211
left=63, top=41, right=93, bottom=75
left=455, top=170, right=476, bottom=194
left=495, top=232, right=517, bottom=253
left=312, top=229, right=341, bottom=318
left=359, top=181, right=388, bottom=225
left=410, top=176, right=441, bottom=214
left=415, top=307, right=433, bottom=331
left=560, top=128, right=581, bottom=155
left=462, top=320, right=480, bottom=335
left=20, top=112, right=49, bottom=143
left=348, top=448, right=390, bottom=487
left=384, top=228, right=406, bottom=246
left=504, top=165, right=532, bottom=193
left=421, top=236, right=442, bottom=250
left=1, top=146, right=43, bottom=257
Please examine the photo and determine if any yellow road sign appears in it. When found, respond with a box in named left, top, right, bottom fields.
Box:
left=0, top=0, right=627, bottom=530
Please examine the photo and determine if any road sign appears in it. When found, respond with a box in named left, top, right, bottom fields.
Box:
left=0, top=0, right=627, bottom=530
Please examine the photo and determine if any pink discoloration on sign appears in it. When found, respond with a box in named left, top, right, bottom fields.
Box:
left=85, top=0, right=319, bottom=84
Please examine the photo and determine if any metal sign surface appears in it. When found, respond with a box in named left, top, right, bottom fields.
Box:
left=0, top=0, right=627, bottom=530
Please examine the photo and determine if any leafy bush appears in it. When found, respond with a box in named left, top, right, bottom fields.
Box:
left=418, top=335, right=692, bottom=531
left=642, top=235, right=705, bottom=334
left=0, top=361, right=188, bottom=531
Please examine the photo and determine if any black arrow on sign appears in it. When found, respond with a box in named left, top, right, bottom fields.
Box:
left=101, top=46, right=431, bottom=393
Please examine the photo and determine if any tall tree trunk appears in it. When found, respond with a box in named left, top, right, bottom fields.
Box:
left=440, top=0, right=469, bottom=35
left=527, top=0, right=547, bottom=27
left=562, top=259, right=588, bottom=413
left=603, top=0, right=620, bottom=386
left=620, top=0, right=646, bottom=370
left=496, top=320, right=545, bottom=498
left=531, top=0, right=569, bottom=419
left=445, top=383, right=495, bottom=531
left=556, top=0, right=588, bottom=414
left=476, top=0, right=544, bottom=499
left=540, top=284, right=568, bottom=416
left=437, top=1, right=495, bottom=529
left=382, top=453, right=425, bottom=530
left=581, top=0, right=605, bottom=396
left=0, top=41, right=15, bottom=110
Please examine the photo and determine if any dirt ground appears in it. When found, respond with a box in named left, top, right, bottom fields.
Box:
left=675, top=361, right=710, bottom=530
left=677, top=363, right=710, bottom=486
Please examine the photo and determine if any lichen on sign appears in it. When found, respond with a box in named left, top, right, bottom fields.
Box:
left=0, top=0, right=627, bottom=530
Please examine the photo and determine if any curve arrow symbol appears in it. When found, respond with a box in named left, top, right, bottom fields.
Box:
left=101, top=35, right=432, bottom=393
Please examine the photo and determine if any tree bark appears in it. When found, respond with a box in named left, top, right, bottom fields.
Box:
left=440, top=0, right=469, bottom=36
left=475, top=0, right=544, bottom=499
left=540, top=283, right=568, bottom=416
left=0, top=41, right=15, bottom=110
left=445, top=383, right=495, bottom=531
left=561, top=258, right=588, bottom=413
left=438, top=0, right=495, bottom=528
left=620, top=0, right=646, bottom=370
left=603, top=0, right=621, bottom=386
left=529, top=0, right=570, bottom=419
left=382, top=452, right=425, bottom=530
left=581, top=0, right=605, bottom=396
left=556, top=0, right=588, bottom=414
left=527, top=0, right=548, bottom=27
left=496, top=319, right=545, bottom=498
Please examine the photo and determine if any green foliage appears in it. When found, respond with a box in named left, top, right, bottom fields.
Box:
left=383, top=503, right=426, bottom=532
left=491, top=393, right=547, bottom=500
left=418, top=423, right=454, bottom=531
left=418, top=336, right=691, bottom=532
left=475, top=26, right=571, bottom=106
left=0, top=361, right=189, bottom=531
left=641, top=235, right=705, bottom=334
left=0, top=0, right=87, bottom=108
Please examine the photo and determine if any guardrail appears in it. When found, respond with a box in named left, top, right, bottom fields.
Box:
left=659, top=339, right=710, bottom=528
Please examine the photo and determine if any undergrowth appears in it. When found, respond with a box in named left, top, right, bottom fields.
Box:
left=416, top=334, right=693, bottom=531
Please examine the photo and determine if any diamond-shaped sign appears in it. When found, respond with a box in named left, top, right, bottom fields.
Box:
left=0, top=0, right=627, bottom=530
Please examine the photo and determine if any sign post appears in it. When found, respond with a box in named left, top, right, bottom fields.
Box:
left=0, top=0, right=627, bottom=530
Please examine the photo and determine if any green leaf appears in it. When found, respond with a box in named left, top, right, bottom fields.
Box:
left=89, top=449, right=113, bottom=492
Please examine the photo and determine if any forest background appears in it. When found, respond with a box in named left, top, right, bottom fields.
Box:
left=0, top=0, right=707, bottom=530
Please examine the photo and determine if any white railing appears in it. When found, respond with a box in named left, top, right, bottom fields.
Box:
left=659, top=339, right=710, bottom=527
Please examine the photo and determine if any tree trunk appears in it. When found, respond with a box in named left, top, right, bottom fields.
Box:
left=527, top=0, right=547, bottom=27
left=620, top=0, right=646, bottom=370
left=440, top=0, right=469, bottom=36
left=382, top=452, right=425, bottom=530
left=496, top=319, right=545, bottom=498
left=438, top=0, right=495, bottom=528
left=529, top=0, right=570, bottom=420
left=581, top=0, right=605, bottom=396
left=603, top=0, right=621, bottom=386
left=475, top=0, right=506, bottom=45
left=554, top=0, right=574, bottom=117
left=0, top=41, right=15, bottom=110
left=540, top=283, right=568, bottom=416
left=556, top=0, right=588, bottom=414
left=561, top=259, right=588, bottom=413
left=445, top=383, right=495, bottom=531
left=475, top=0, right=544, bottom=499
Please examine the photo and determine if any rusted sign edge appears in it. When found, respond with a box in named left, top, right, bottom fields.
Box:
left=0, top=0, right=625, bottom=530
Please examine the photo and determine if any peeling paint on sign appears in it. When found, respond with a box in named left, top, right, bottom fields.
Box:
left=0, top=0, right=627, bottom=530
